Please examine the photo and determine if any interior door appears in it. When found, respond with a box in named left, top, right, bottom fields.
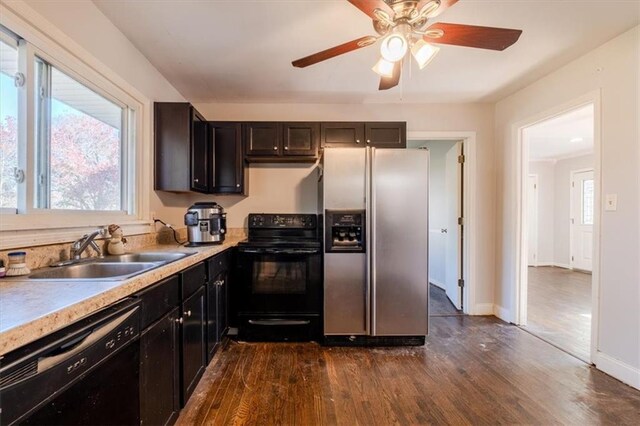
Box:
left=444, top=142, right=462, bottom=309
left=528, top=175, right=538, bottom=266
left=571, top=169, right=594, bottom=271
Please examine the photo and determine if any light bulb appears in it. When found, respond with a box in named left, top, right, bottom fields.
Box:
left=411, top=39, right=440, bottom=69
left=380, top=34, right=408, bottom=63
left=372, top=58, right=395, bottom=78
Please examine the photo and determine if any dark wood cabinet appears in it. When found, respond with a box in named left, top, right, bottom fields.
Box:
left=365, top=122, right=407, bottom=148
left=155, top=102, right=209, bottom=193
left=140, top=307, right=180, bottom=426
left=244, top=122, right=282, bottom=156
left=321, top=122, right=365, bottom=147
left=283, top=122, right=319, bottom=157
left=180, top=286, right=206, bottom=406
left=206, top=251, right=229, bottom=363
left=209, top=122, right=247, bottom=195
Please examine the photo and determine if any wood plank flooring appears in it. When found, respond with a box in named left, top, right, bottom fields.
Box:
left=177, top=316, right=640, bottom=425
left=525, top=266, right=591, bottom=361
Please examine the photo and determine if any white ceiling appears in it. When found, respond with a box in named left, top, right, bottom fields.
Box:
left=526, top=104, right=594, bottom=161
left=93, top=0, right=640, bottom=104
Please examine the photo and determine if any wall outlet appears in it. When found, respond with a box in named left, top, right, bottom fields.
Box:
left=604, top=194, right=617, bottom=211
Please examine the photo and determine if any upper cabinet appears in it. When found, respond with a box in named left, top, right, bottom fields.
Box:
left=321, top=122, right=406, bottom=148
left=155, top=102, right=206, bottom=193
left=210, top=122, right=247, bottom=195
left=244, top=122, right=319, bottom=162
left=155, top=103, right=248, bottom=195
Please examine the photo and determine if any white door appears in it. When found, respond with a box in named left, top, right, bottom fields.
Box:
left=444, top=142, right=462, bottom=309
left=571, top=170, right=594, bottom=271
left=527, top=175, right=538, bottom=266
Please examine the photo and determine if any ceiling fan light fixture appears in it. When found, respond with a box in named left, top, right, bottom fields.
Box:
left=411, top=39, right=440, bottom=69
left=372, top=57, right=395, bottom=78
left=380, top=33, right=408, bottom=62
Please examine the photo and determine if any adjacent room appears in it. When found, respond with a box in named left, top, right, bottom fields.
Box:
left=523, top=104, right=595, bottom=362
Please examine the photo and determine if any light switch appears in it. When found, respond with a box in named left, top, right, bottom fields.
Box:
left=605, top=194, right=617, bottom=211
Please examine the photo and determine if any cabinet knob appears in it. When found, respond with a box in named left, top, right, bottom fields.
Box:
left=236, top=183, right=240, bottom=187
left=193, top=178, right=199, bottom=183
left=356, top=139, right=361, bottom=144
left=175, top=317, right=183, bottom=324
left=184, top=310, right=192, bottom=317
left=366, top=140, right=371, bottom=144
left=284, top=146, right=289, bottom=150
left=273, top=146, right=278, bottom=150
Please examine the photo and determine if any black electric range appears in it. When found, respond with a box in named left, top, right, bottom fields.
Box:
left=232, top=214, right=322, bottom=342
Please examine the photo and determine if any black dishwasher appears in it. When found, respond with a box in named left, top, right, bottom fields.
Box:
left=0, top=298, right=141, bottom=425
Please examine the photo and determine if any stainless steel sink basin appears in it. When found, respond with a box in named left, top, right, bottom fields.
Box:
left=28, top=262, right=159, bottom=281
left=96, top=252, right=191, bottom=264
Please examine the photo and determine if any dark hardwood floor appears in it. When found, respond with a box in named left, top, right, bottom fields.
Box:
left=178, top=316, right=640, bottom=425
left=525, top=266, right=591, bottom=361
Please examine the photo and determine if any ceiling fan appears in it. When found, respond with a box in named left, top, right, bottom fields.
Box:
left=292, top=0, right=523, bottom=90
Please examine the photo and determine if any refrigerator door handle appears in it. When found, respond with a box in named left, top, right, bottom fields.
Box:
left=365, top=147, right=372, bottom=336
left=369, top=147, right=377, bottom=336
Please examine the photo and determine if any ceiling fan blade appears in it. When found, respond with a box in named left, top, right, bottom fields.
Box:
left=425, top=22, right=523, bottom=51
left=347, top=0, right=394, bottom=19
left=418, top=0, right=459, bottom=18
left=379, top=61, right=401, bottom=91
left=292, top=36, right=377, bottom=68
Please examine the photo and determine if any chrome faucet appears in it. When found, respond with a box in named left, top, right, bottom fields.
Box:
left=71, top=230, right=103, bottom=260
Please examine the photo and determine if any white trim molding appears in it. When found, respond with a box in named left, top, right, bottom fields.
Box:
left=593, top=352, right=640, bottom=390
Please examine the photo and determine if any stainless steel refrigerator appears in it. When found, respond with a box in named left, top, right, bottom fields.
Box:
left=320, top=147, right=429, bottom=343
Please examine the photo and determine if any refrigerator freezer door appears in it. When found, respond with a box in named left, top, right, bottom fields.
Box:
left=371, top=149, right=429, bottom=336
left=323, top=148, right=368, bottom=335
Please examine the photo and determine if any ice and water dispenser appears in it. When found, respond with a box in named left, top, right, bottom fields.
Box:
left=324, top=210, right=365, bottom=253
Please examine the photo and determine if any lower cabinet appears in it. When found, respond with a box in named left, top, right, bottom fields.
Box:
left=140, top=308, right=180, bottom=426
left=180, top=286, right=206, bottom=406
left=207, top=270, right=228, bottom=362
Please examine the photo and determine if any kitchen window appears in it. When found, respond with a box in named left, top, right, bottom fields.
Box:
left=0, top=18, right=148, bottom=247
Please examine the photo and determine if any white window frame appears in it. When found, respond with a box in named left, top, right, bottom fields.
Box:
left=0, top=2, right=152, bottom=249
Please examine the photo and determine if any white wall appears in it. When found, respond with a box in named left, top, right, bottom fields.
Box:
left=528, top=161, right=555, bottom=265
left=554, top=154, right=594, bottom=266
left=495, top=27, right=639, bottom=386
left=408, top=140, right=458, bottom=288
left=154, top=103, right=497, bottom=309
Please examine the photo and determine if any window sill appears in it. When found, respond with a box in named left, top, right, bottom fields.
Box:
left=0, top=213, right=153, bottom=250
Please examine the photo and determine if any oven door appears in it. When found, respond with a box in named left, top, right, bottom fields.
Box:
left=235, top=247, right=321, bottom=315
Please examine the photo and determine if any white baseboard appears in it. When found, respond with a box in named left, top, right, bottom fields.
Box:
left=553, top=262, right=571, bottom=269
left=471, top=303, right=494, bottom=316
left=594, top=352, right=640, bottom=390
left=429, top=279, right=445, bottom=290
left=493, top=305, right=511, bottom=322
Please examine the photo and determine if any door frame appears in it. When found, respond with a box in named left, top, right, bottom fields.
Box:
left=569, top=168, right=595, bottom=271
left=527, top=174, right=539, bottom=268
left=513, top=90, right=601, bottom=363
left=407, top=131, right=477, bottom=315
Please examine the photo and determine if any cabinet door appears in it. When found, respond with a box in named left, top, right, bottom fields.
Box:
left=282, top=122, right=319, bottom=157
left=216, top=271, right=228, bottom=343
left=210, top=122, right=246, bottom=194
left=365, top=122, right=407, bottom=148
left=140, top=307, right=180, bottom=426
left=190, top=110, right=209, bottom=192
left=154, top=102, right=191, bottom=192
left=321, top=122, right=365, bottom=147
left=181, top=287, right=206, bottom=406
left=244, top=122, right=282, bottom=156
left=206, top=277, right=218, bottom=363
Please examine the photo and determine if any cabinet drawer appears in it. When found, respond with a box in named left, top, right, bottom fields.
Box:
left=181, top=262, right=207, bottom=300
left=207, top=250, right=229, bottom=280
left=135, top=275, right=180, bottom=330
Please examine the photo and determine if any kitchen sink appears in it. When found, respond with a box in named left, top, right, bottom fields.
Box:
left=96, top=252, right=191, bottom=264
left=28, top=262, right=160, bottom=281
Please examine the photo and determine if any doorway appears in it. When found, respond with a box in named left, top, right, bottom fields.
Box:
left=408, top=140, right=464, bottom=316
left=519, top=103, right=596, bottom=362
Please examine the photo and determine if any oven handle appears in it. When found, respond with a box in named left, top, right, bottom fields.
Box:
left=237, top=248, right=320, bottom=255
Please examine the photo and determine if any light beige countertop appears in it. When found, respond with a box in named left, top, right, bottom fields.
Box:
left=0, top=238, right=242, bottom=356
